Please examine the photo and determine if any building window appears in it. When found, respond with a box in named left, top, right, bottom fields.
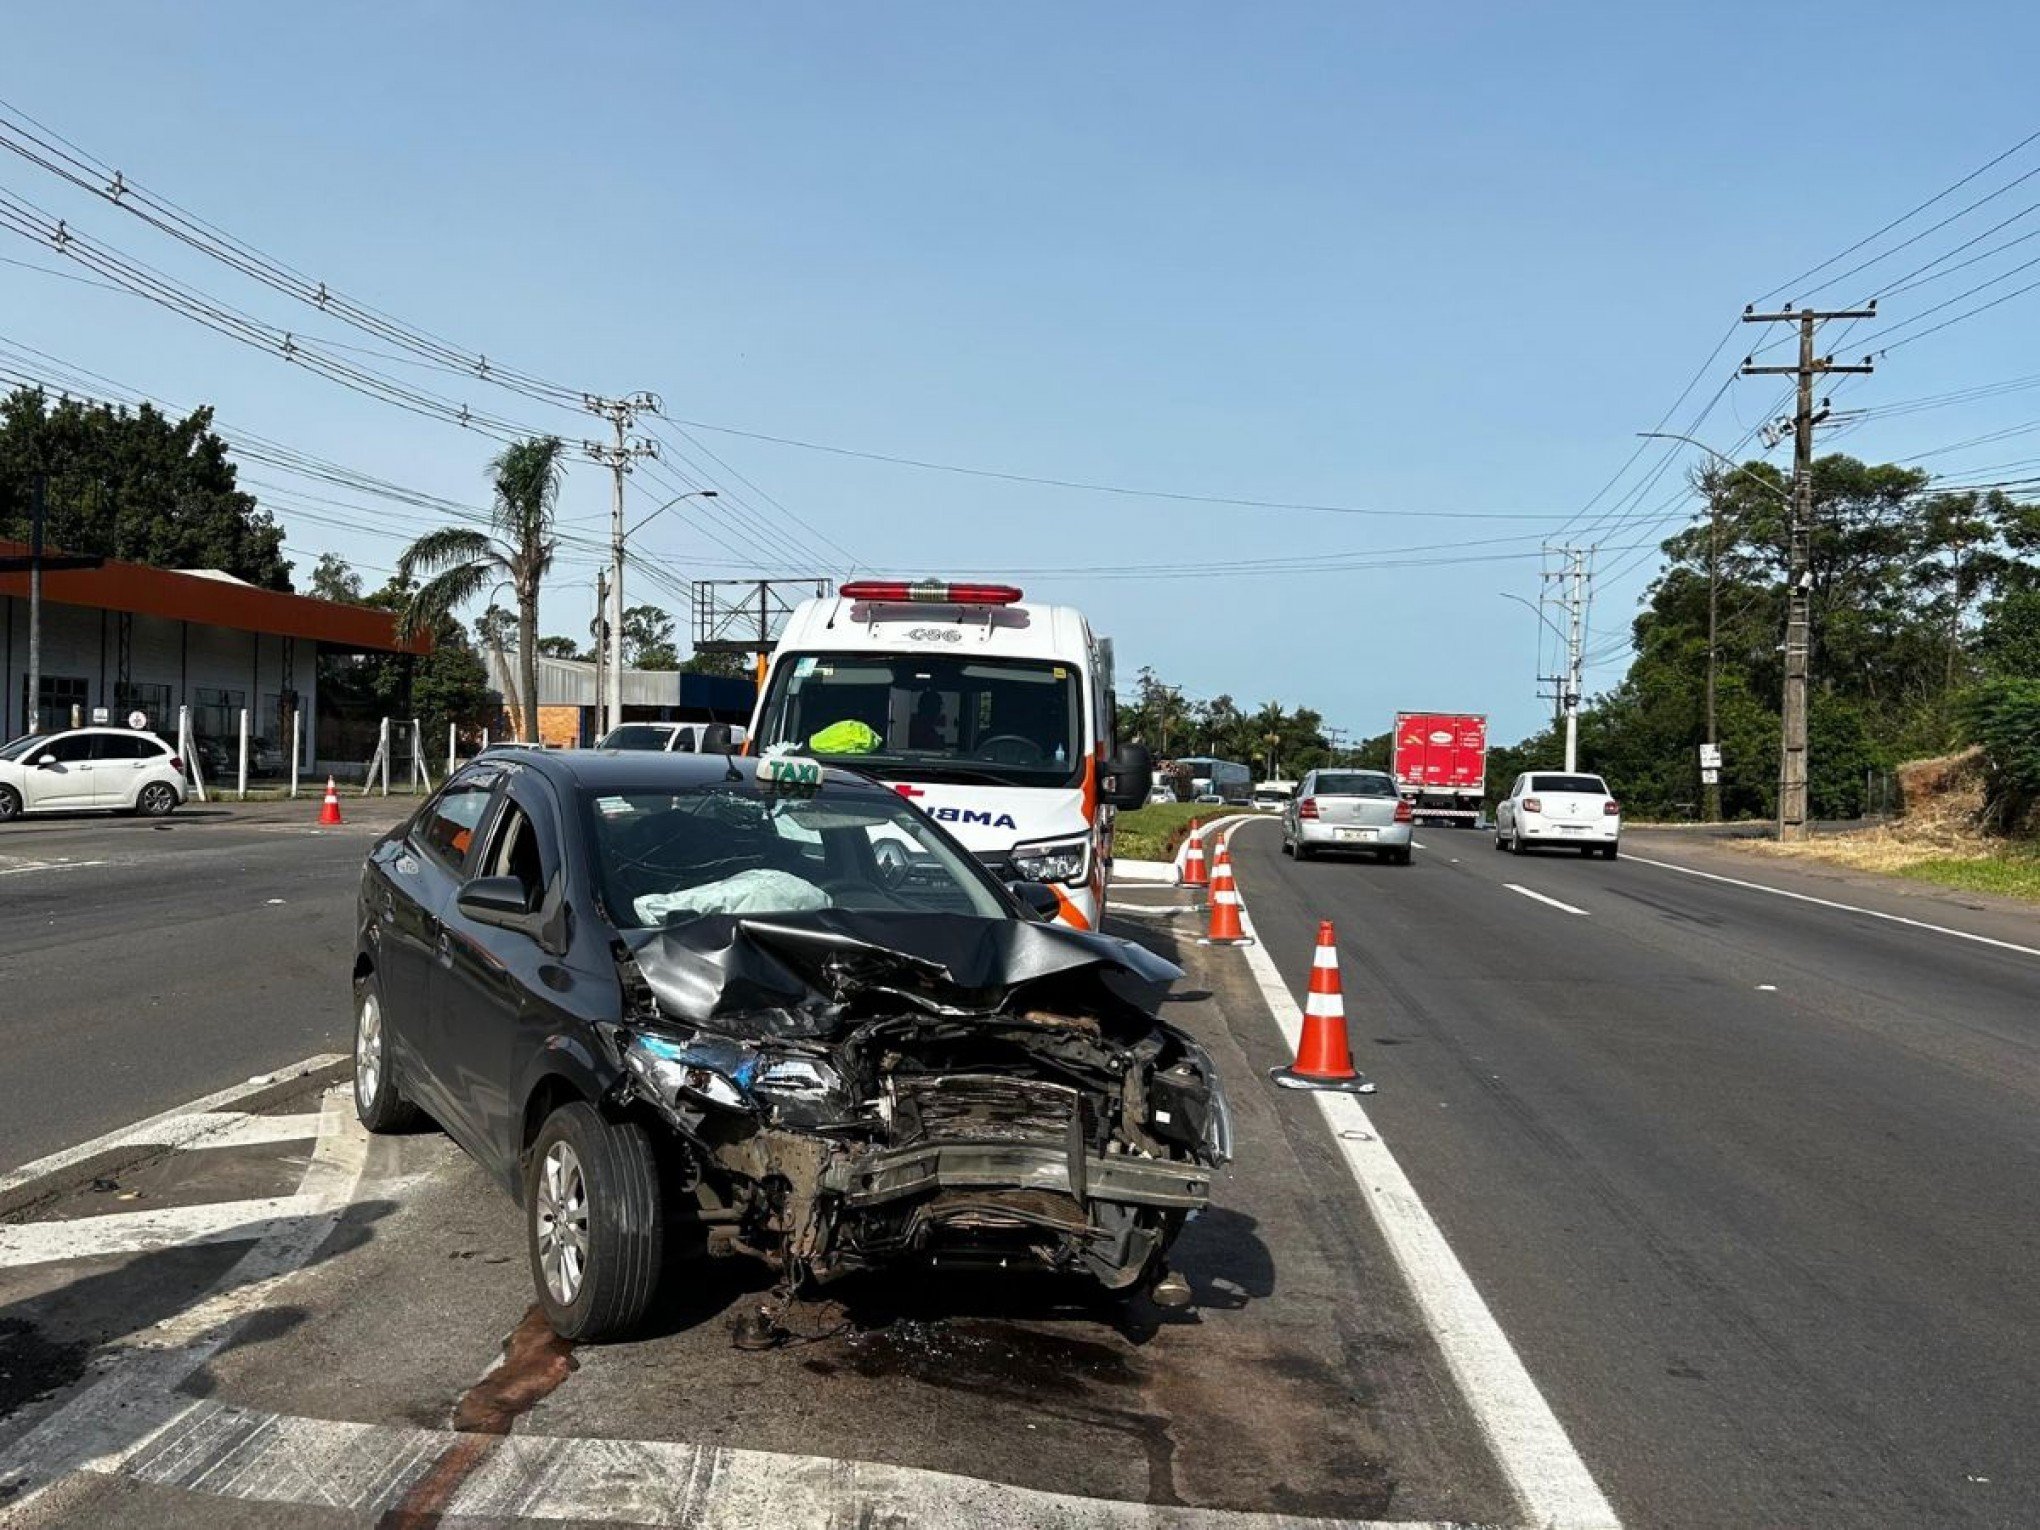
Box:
left=21, top=675, right=89, bottom=734
left=114, top=681, right=173, bottom=733
left=192, top=686, right=245, bottom=746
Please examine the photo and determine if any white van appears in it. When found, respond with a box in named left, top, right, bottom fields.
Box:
left=750, top=579, right=1152, bottom=929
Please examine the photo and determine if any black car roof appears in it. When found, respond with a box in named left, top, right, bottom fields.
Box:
left=471, top=747, right=886, bottom=795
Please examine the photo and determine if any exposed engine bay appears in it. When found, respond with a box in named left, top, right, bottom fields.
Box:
left=603, top=910, right=1232, bottom=1293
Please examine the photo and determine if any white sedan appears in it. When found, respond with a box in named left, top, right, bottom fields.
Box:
left=0, top=727, right=188, bottom=821
left=1495, top=771, right=1620, bottom=858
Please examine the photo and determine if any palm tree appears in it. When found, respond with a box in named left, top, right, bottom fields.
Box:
left=396, top=436, right=566, bottom=743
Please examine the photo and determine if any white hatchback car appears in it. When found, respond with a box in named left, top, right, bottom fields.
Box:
left=1495, top=771, right=1620, bottom=858
left=0, top=727, right=188, bottom=821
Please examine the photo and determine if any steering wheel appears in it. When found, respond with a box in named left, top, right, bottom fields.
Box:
left=871, top=837, right=914, bottom=890
left=974, top=734, right=1045, bottom=766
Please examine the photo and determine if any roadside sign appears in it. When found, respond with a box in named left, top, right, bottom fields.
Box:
left=127, top=710, right=150, bottom=730
left=1698, top=743, right=1722, bottom=769
left=91, top=707, right=109, bottom=724
left=1700, top=767, right=1720, bottom=785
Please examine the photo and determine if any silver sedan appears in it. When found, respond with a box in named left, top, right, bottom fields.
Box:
left=1281, top=768, right=1414, bottom=865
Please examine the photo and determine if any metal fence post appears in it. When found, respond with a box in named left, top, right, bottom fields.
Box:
left=290, top=709, right=301, bottom=799
left=237, top=708, right=250, bottom=800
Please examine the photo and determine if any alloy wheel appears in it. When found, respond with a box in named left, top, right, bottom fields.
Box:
left=354, top=992, right=383, bottom=1111
left=535, top=1141, right=590, bottom=1306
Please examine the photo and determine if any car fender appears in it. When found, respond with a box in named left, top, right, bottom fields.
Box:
left=509, top=1033, right=619, bottom=1180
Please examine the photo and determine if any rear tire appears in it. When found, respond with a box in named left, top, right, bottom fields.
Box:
left=135, top=781, right=179, bottom=817
left=353, top=975, right=422, bottom=1133
left=1391, top=846, right=1413, bottom=866
left=1296, top=841, right=1315, bottom=862
left=1602, top=843, right=1620, bottom=861
left=527, top=1102, right=665, bottom=1342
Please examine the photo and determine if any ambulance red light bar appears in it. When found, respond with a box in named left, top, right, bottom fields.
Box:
left=840, top=579, right=1023, bottom=606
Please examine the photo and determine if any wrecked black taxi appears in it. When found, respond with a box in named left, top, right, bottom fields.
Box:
left=353, top=748, right=1231, bottom=1340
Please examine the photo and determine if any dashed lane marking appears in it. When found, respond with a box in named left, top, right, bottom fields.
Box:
left=1224, top=817, right=1622, bottom=1530
left=1503, top=883, right=1591, bottom=917
left=1623, top=852, right=2040, bottom=961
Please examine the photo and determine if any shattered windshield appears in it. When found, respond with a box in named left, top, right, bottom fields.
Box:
left=756, top=653, right=1083, bottom=788
left=582, top=781, right=1010, bottom=929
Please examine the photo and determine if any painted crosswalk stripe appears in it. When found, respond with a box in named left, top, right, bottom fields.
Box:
left=0, top=1194, right=324, bottom=1269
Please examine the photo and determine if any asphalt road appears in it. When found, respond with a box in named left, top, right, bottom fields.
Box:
left=0, top=801, right=412, bottom=1169
left=1230, top=818, right=2040, bottom=1530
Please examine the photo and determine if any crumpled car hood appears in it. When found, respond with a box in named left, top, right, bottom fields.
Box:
left=620, top=910, right=1183, bottom=1040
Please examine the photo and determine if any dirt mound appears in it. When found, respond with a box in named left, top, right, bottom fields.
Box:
left=1747, top=749, right=1994, bottom=871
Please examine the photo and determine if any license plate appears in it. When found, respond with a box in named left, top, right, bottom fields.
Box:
left=1336, top=827, right=1377, bottom=842
left=1556, top=824, right=1586, bottom=833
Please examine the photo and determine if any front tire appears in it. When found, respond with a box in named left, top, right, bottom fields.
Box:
left=526, top=1102, right=664, bottom=1341
left=353, top=976, right=422, bottom=1132
left=0, top=785, right=21, bottom=823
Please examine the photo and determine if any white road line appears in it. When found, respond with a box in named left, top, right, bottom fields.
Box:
left=0, top=858, right=108, bottom=877
left=1223, top=822, right=1621, bottom=1530
left=1503, top=883, right=1591, bottom=917
left=0, top=1195, right=324, bottom=1270
left=1624, top=852, right=2040, bottom=960
left=0, top=1054, right=345, bottom=1197
left=0, top=1088, right=370, bottom=1506
left=105, top=1398, right=1459, bottom=1530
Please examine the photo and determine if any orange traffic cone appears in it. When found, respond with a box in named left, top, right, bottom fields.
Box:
left=1271, top=921, right=1374, bottom=1094
left=318, top=776, right=344, bottom=826
left=1197, top=835, right=1253, bottom=946
left=1179, top=820, right=1208, bottom=888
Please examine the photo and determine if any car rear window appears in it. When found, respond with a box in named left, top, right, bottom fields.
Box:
left=1313, top=773, right=1397, bottom=798
left=1530, top=775, right=1609, bottom=794
left=600, top=725, right=674, bottom=751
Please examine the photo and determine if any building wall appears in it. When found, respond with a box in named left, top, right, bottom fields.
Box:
left=1, top=597, right=319, bottom=766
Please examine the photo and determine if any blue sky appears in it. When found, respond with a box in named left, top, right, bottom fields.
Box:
left=6, top=3, right=2039, bottom=744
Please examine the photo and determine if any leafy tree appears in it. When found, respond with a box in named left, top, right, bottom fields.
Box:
left=396, top=436, right=566, bottom=744
left=309, top=552, right=364, bottom=605
left=682, top=650, right=751, bottom=680
left=535, top=635, right=583, bottom=659
left=0, top=387, right=289, bottom=588
left=597, top=603, right=679, bottom=669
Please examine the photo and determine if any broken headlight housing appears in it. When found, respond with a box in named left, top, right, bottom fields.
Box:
left=624, top=1031, right=756, bottom=1111
left=1010, top=833, right=1090, bottom=886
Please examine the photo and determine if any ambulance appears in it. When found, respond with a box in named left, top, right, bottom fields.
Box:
left=748, top=579, right=1153, bottom=929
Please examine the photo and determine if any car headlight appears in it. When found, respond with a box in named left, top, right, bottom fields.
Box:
left=625, top=1032, right=756, bottom=1111
left=754, top=1056, right=844, bottom=1102
left=1010, top=833, right=1090, bottom=886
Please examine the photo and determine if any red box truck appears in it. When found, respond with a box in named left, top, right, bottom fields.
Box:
left=1392, top=711, right=1489, bottom=826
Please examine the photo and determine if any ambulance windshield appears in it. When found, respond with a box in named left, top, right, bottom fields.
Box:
left=757, top=654, right=1084, bottom=789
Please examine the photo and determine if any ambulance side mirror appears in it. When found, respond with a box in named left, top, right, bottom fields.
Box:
left=1102, top=743, right=1153, bottom=809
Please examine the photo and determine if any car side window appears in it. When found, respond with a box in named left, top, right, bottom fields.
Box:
left=92, top=735, right=154, bottom=760
left=417, top=783, right=495, bottom=871
left=41, top=735, right=94, bottom=764
left=670, top=730, right=694, bottom=753
left=481, top=800, right=554, bottom=910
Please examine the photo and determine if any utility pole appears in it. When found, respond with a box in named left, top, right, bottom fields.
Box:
left=1529, top=548, right=1590, bottom=771
left=1705, top=480, right=1721, bottom=822
left=27, top=473, right=43, bottom=735
left=591, top=567, right=608, bottom=742
left=1741, top=304, right=1875, bottom=841
left=583, top=392, right=661, bottom=736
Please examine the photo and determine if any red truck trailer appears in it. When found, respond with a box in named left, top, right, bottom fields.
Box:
left=1392, top=711, right=1489, bottom=826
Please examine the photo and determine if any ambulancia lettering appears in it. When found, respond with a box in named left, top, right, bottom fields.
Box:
left=929, top=806, right=1020, bottom=830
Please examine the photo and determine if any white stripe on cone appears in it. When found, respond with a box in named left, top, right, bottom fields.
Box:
left=1312, top=946, right=1339, bottom=969
left=1305, top=991, right=1345, bottom=1018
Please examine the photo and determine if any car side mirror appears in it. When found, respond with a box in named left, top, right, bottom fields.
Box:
left=1006, top=879, right=1062, bottom=920
left=36, top=754, right=57, bottom=769
left=700, top=723, right=734, bottom=754
left=1101, top=743, right=1153, bottom=809
left=457, top=875, right=538, bottom=930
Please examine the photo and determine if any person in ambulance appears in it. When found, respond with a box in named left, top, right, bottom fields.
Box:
left=750, top=580, right=1152, bottom=930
